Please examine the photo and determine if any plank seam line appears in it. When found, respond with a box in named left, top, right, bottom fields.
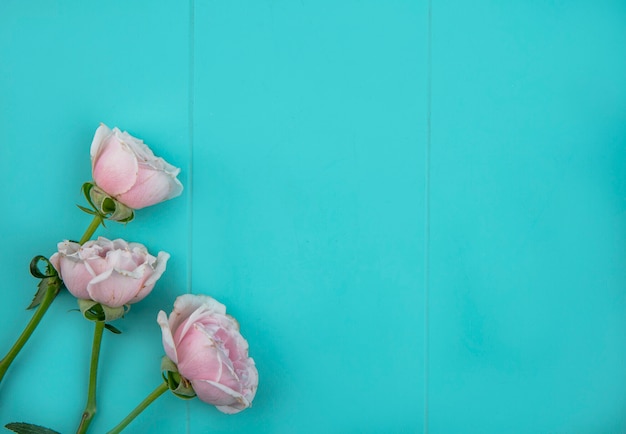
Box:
left=186, top=0, right=195, bottom=432
left=424, top=0, right=432, bottom=432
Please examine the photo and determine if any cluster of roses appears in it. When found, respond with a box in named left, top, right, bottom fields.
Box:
left=0, top=125, right=258, bottom=434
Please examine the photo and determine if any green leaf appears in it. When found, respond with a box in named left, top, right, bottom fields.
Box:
left=29, top=256, right=56, bottom=279
left=27, top=280, right=49, bottom=310
left=5, top=422, right=61, bottom=434
left=27, top=277, right=62, bottom=310
left=104, top=323, right=122, bottom=334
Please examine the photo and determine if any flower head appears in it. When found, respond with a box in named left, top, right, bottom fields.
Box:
left=50, top=237, right=169, bottom=309
left=91, top=124, right=183, bottom=209
left=158, top=294, right=258, bottom=414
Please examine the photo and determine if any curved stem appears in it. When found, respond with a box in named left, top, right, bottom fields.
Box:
left=0, top=215, right=102, bottom=386
left=0, top=285, right=58, bottom=383
left=79, top=215, right=103, bottom=245
left=106, top=382, right=169, bottom=434
left=76, top=320, right=105, bottom=434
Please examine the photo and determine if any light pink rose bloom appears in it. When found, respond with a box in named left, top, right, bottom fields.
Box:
left=50, top=237, right=169, bottom=308
left=158, top=294, right=258, bottom=414
left=91, top=124, right=183, bottom=209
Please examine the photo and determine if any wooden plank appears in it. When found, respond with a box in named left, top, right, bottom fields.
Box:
left=0, top=1, right=191, bottom=432
left=428, top=1, right=626, bottom=432
left=191, top=1, right=428, bottom=432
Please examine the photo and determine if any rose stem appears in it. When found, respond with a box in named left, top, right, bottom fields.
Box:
left=79, top=215, right=103, bottom=244
left=0, top=285, right=58, bottom=382
left=76, top=320, right=105, bottom=434
left=0, top=214, right=102, bottom=384
left=106, top=382, right=169, bottom=434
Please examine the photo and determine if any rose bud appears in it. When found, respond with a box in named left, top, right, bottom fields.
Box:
left=158, top=294, right=258, bottom=414
left=90, top=124, right=183, bottom=209
left=50, top=237, right=169, bottom=309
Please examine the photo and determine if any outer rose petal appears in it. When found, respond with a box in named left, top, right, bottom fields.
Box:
left=90, top=124, right=112, bottom=160
left=158, top=310, right=178, bottom=364
left=92, top=135, right=139, bottom=196
left=49, top=252, right=60, bottom=274
left=116, top=165, right=183, bottom=209
left=192, top=379, right=248, bottom=409
left=141, top=251, right=169, bottom=289
left=243, top=361, right=259, bottom=400
left=58, top=257, right=93, bottom=300
left=86, top=268, right=144, bottom=307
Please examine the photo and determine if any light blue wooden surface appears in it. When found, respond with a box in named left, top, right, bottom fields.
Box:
left=429, top=2, right=626, bottom=432
left=428, top=1, right=626, bottom=433
left=0, top=1, right=625, bottom=433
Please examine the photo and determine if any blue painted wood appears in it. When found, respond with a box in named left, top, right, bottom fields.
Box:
left=0, top=1, right=190, bottom=433
left=429, top=1, right=626, bottom=432
left=0, top=1, right=625, bottom=433
left=190, top=1, right=426, bottom=433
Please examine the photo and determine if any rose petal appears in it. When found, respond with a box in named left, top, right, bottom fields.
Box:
left=114, top=127, right=153, bottom=162
left=59, top=257, right=93, bottom=300
left=192, top=379, right=248, bottom=409
left=158, top=310, right=178, bottom=364
left=176, top=331, right=225, bottom=383
left=126, top=271, right=155, bottom=305
left=49, top=253, right=60, bottom=274
left=116, top=164, right=183, bottom=209
left=142, top=251, right=169, bottom=288
left=86, top=268, right=142, bottom=307
left=168, top=294, right=226, bottom=339
left=176, top=325, right=240, bottom=389
left=92, top=134, right=139, bottom=196
left=90, top=124, right=112, bottom=160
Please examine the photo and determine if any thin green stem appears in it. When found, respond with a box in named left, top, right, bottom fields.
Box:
left=106, top=382, right=169, bottom=434
left=0, top=214, right=102, bottom=386
left=0, top=285, right=58, bottom=383
left=79, top=214, right=103, bottom=245
left=76, top=320, right=105, bottom=434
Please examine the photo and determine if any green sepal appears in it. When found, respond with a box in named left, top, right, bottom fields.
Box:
left=104, top=323, right=122, bottom=334
left=77, top=299, right=128, bottom=322
left=27, top=276, right=62, bottom=310
left=82, top=301, right=105, bottom=321
left=78, top=183, right=107, bottom=227
left=80, top=182, right=134, bottom=223
left=27, top=256, right=62, bottom=310
left=82, top=182, right=97, bottom=209
left=76, top=204, right=97, bottom=216
left=161, top=356, right=196, bottom=399
left=89, top=185, right=134, bottom=222
left=5, top=422, right=61, bottom=434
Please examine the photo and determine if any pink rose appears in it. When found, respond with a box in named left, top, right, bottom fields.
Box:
left=90, top=124, right=183, bottom=209
left=50, top=237, right=169, bottom=308
left=158, top=294, right=258, bottom=414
